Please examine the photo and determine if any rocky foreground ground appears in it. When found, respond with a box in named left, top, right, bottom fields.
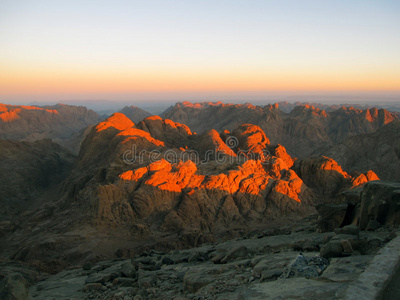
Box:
left=1, top=216, right=397, bottom=300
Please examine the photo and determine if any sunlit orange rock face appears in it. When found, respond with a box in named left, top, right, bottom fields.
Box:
left=0, top=104, right=59, bottom=122
left=352, top=170, right=380, bottom=188
left=118, top=128, right=165, bottom=147
left=65, top=113, right=379, bottom=236
left=0, top=108, right=22, bottom=122
left=231, top=124, right=270, bottom=158
left=293, top=156, right=378, bottom=197
left=96, top=112, right=135, bottom=132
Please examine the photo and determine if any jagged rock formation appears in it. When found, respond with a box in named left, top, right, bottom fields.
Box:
left=0, top=139, right=75, bottom=220
left=118, top=106, right=152, bottom=123
left=161, top=101, right=398, bottom=158
left=0, top=103, right=101, bottom=152
left=357, top=181, right=400, bottom=230
left=60, top=114, right=379, bottom=247
left=322, top=121, right=400, bottom=181
left=294, top=156, right=379, bottom=198
left=318, top=181, right=400, bottom=233
left=0, top=113, right=381, bottom=272
left=65, top=113, right=316, bottom=232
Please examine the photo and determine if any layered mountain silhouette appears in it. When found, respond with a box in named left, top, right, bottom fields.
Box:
left=119, top=105, right=152, bottom=123
left=1, top=100, right=397, bottom=276
left=162, top=101, right=398, bottom=158
left=0, top=103, right=101, bottom=153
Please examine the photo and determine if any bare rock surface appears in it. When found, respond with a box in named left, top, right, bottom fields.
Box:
left=323, top=120, right=400, bottom=181
left=161, top=101, right=398, bottom=159
left=24, top=222, right=397, bottom=300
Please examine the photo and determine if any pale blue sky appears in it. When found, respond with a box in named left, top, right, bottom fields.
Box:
left=0, top=0, right=399, bottom=103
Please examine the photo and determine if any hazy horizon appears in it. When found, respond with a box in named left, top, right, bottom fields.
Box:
left=2, top=90, right=400, bottom=107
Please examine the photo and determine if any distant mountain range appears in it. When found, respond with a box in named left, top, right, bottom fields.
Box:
left=322, top=120, right=400, bottom=181
left=162, top=101, right=399, bottom=158
left=0, top=104, right=101, bottom=153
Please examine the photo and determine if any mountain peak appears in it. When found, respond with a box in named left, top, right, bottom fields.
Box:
left=95, top=112, right=134, bottom=132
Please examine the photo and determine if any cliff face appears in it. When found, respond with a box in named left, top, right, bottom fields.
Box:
left=0, top=103, right=101, bottom=153
left=0, top=139, right=75, bottom=219
left=161, top=102, right=398, bottom=159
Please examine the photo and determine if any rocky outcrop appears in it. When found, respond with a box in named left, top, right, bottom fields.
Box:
left=66, top=114, right=316, bottom=234
left=316, top=181, right=400, bottom=233
left=230, top=124, right=270, bottom=159
left=0, top=262, right=40, bottom=300
left=24, top=225, right=397, bottom=300
left=0, top=103, right=101, bottom=153
left=294, top=156, right=378, bottom=198
left=358, top=181, right=400, bottom=230
left=56, top=114, right=381, bottom=251
left=322, top=121, right=400, bottom=181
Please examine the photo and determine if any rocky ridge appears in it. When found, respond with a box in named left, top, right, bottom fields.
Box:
left=322, top=120, right=400, bottom=181
left=161, top=101, right=398, bottom=159
left=0, top=103, right=101, bottom=153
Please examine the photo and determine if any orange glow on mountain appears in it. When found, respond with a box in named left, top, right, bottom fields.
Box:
left=96, top=113, right=135, bottom=132
left=118, top=128, right=165, bottom=147
left=319, top=157, right=350, bottom=179
left=0, top=104, right=9, bottom=113
left=119, top=159, right=295, bottom=198
left=141, top=116, right=193, bottom=136
left=0, top=109, right=21, bottom=122
left=96, top=113, right=166, bottom=146
left=0, top=104, right=59, bottom=122
left=145, top=116, right=163, bottom=121
left=272, top=181, right=301, bottom=203
left=352, top=171, right=380, bottom=188
left=119, top=167, right=148, bottom=181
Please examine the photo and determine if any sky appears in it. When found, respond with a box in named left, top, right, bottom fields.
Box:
left=0, top=0, right=400, bottom=104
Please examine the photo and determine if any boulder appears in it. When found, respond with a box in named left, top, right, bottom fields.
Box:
left=183, top=270, right=214, bottom=293
left=358, top=181, right=400, bottom=230
left=316, top=204, right=348, bottom=232
left=280, top=254, right=329, bottom=279
left=320, top=240, right=344, bottom=259
left=220, top=246, right=249, bottom=264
